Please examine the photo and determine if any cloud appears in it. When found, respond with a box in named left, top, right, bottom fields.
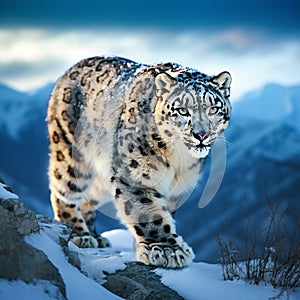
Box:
left=1, top=0, right=299, bottom=38
left=0, top=28, right=299, bottom=100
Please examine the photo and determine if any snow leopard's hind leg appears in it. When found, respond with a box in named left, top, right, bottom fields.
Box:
left=52, top=195, right=98, bottom=248
left=48, top=149, right=112, bottom=248
left=48, top=106, right=110, bottom=248
left=49, top=160, right=111, bottom=248
left=78, top=182, right=112, bottom=248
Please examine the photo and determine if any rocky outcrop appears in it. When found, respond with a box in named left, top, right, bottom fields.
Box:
left=0, top=197, right=39, bottom=235
left=103, top=262, right=184, bottom=300
left=0, top=179, right=184, bottom=299
left=0, top=179, right=66, bottom=299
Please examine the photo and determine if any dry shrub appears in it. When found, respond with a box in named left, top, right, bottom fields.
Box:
left=216, top=196, right=300, bottom=298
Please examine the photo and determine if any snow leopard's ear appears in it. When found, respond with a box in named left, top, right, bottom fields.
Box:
left=211, top=71, right=232, bottom=99
left=155, top=73, right=176, bottom=98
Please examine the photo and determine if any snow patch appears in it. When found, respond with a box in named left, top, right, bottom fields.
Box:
left=73, top=229, right=135, bottom=283
left=102, top=229, right=134, bottom=249
left=0, top=279, right=62, bottom=300
left=0, top=182, right=19, bottom=200
left=25, top=230, right=123, bottom=300
left=155, top=263, right=300, bottom=300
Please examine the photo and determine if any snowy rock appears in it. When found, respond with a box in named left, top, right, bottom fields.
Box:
left=0, top=198, right=40, bottom=235
left=103, top=262, right=183, bottom=300
left=37, top=214, right=82, bottom=271
left=0, top=178, right=19, bottom=200
left=0, top=178, right=39, bottom=235
left=0, top=178, right=186, bottom=299
left=0, top=189, right=66, bottom=298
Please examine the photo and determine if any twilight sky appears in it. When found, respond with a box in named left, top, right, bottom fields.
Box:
left=0, top=0, right=299, bottom=100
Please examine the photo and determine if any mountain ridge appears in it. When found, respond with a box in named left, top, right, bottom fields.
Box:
left=233, top=83, right=300, bottom=131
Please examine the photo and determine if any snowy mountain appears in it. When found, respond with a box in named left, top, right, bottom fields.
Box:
left=0, top=81, right=299, bottom=264
left=233, top=83, right=300, bottom=131
left=0, top=83, right=52, bottom=215
left=0, top=83, right=50, bottom=139
left=1, top=184, right=299, bottom=300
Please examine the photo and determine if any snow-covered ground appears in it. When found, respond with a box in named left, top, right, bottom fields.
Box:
left=1, top=225, right=299, bottom=300
left=1, top=182, right=300, bottom=300
left=156, top=263, right=293, bottom=300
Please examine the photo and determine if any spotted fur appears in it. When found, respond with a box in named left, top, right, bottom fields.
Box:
left=47, top=56, right=231, bottom=268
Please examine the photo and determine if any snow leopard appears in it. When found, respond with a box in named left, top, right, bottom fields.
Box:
left=47, top=56, right=231, bottom=268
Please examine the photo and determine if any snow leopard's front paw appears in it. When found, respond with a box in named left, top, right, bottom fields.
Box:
left=136, top=238, right=195, bottom=268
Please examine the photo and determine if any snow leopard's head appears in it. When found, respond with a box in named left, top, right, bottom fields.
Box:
left=154, top=69, right=231, bottom=159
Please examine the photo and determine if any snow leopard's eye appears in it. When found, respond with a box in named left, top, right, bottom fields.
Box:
left=176, top=107, right=190, bottom=117
left=207, top=105, right=219, bottom=116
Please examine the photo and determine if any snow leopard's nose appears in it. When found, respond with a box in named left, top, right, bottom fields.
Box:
left=193, top=131, right=208, bottom=141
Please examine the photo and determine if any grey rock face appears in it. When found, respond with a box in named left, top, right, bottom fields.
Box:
left=0, top=182, right=66, bottom=299
left=103, top=262, right=184, bottom=300
left=0, top=198, right=40, bottom=235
